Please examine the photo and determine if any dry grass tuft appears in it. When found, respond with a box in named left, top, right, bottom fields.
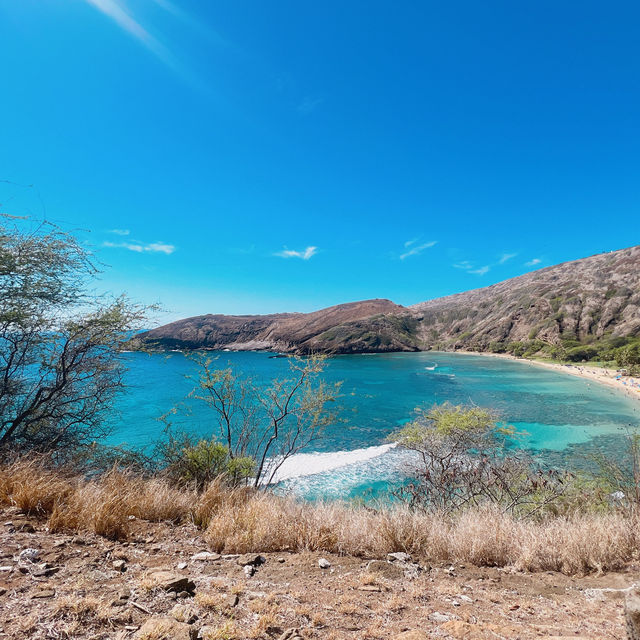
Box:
left=2, top=461, right=639, bottom=574
left=0, top=458, right=74, bottom=515
left=203, top=493, right=640, bottom=575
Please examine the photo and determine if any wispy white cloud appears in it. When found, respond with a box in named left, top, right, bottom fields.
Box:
left=274, top=246, right=317, bottom=260
left=453, top=260, right=490, bottom=275
left=400, top=240, right=437, bottom=260
left=84, top=0, right=177, bottom=68
left=525, top=258, right=542, bottom=267
left=298, top=96, right=323, bottom=114
left=103, top=240, right=176, bottom=255
left=499, top=252, right=517, bottom=264
left=469, top=265, right=490, bottom=275
left=149, top=0, right=228, bottom=45
left=108, top=228, right=130, bottom=236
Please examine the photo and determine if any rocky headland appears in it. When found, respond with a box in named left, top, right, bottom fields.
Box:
left=135, top=246, right=640, bottom=356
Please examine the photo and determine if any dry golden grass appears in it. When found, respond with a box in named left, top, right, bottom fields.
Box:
left=2, top=460, right=639, bottom=575
left=0, top=458, right=74, bottom=515
left=202, top=492, right=640, bottom=575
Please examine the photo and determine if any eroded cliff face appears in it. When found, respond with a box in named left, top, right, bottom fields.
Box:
left=412, top=245, right=640, bottom=350
left=136, top=246, right=640, bottom=355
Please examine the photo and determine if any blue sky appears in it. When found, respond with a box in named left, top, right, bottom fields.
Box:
left=1, top=1, right=639, bottom=322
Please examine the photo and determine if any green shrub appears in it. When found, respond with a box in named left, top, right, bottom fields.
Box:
left=158, top=433, right=254, bottom=491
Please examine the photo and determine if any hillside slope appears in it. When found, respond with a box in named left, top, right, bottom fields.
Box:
left=137, top=246, right=640, bottom=356
left=137, top=299, right=420, bottom=354
left=412, top=245, right=640, bottom=353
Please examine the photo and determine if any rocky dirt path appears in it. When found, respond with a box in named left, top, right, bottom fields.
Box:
left=0, top=506, right=633, bottom=639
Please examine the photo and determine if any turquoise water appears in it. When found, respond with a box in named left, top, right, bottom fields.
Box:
left=107, top=351, right=639, bottom=499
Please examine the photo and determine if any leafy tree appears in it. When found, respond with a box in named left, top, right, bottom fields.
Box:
left=0, top=217, right=146, bottom=459
left=614, top=343, right=640, bottom=374
left=390, top=403, right=570, bottom=516
left=166, top=354, right=341, bottom=488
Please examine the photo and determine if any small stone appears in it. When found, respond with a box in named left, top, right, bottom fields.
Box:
left=128, top=515, right=136, bottom=521
left=170, top=603, right=198, bottom=624
left=278, top=629, right=301, bottom=640
left=135, top=617, right=198, bottom=640
left=118, top=589, right=131, bottom=600
left=456, top=594, right=473, bottom=603
left=149, top=571, right=195, bottom=593
left=0, top=567, right=12, bottom=572
left=32, top=589, right=55, bottom=599
left=112, top=559, right=126, bottom=572
left=191, top=551, right=221, bottom=562
left=32, top=564, right=60, bottom=578
left=359, top=585, right=382, bottom=592
left=387, top=552, right=412, bottom=563
left=244, top=564, right=255, bottom=578
left=177, top=591, right=190, bottom=599
left=318, top=558, right=331, bottom=569
left=277, top=557, right=286, bottom=563
left=236, top=554, right=265, bottom=567
left=430, top=612, right=451, bottom=623
left=177, top=562, right=188, bottom=570
left=18, top=548, right=40, bottom=563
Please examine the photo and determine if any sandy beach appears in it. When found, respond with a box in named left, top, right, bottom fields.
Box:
left=456, top=350, right=640, bottom=408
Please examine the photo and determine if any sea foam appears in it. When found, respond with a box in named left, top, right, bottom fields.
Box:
left=265, top=442, right=397, bottom=484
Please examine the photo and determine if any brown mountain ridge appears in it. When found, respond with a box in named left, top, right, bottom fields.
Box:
left=136, top=245, right=640, bottom=357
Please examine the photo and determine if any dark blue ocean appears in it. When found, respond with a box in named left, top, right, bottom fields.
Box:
left=106, top=351, right=639, bottom=499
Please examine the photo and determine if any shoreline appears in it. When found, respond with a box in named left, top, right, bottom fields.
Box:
left=453, top=350, right=640, bottom=407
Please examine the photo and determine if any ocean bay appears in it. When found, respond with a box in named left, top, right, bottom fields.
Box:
left=107, top=351, right=639, bottom=499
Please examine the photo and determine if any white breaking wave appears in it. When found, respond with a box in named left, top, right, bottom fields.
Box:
left=265, top=442, right=397, bottom=484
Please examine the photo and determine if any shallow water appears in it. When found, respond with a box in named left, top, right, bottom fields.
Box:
left=106, top=351, right=639, bottom=499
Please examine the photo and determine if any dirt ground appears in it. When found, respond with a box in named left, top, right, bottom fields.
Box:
left=0, top=506, right=634, bottom=639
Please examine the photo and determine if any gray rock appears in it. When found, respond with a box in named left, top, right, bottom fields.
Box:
left=243, top=564, right=255, bottom=577
left=177, top=562, right=188, bottom=570
left=236, top=554, right=266, bottom=567
left=318, top=558, right=331, bottom=569
left=430, top=612, right=451, bottom=623
left=191, top=551, right=221, bottom=562
left=149, top=571, right=195, bottom=593
left=135, top=617, right=198, bottom=640
left=18, top=548, right=40, bottom=563
left=112, top=559, right=126, bottom=572
left=170, top=603, right=199, bottom=624
left=387, top=552, right=412, bottom=563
